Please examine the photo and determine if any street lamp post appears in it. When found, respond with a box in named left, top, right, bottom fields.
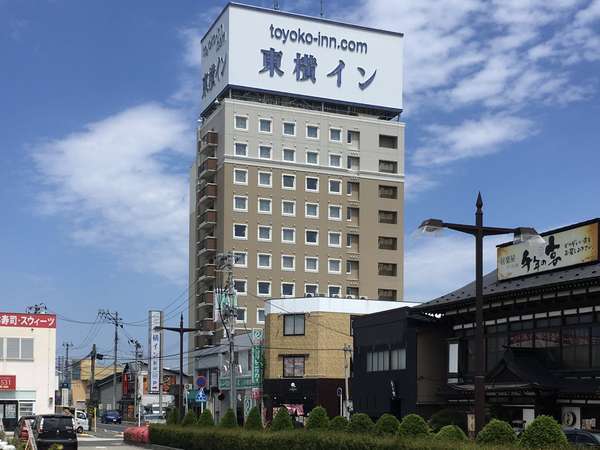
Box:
left=154, top=314, right=213, bottom=420
left=419, top=192, right=543, bottom=434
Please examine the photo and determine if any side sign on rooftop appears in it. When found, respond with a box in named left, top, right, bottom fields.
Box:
left=200, top=3, right=403, bottom=114
left=497, top=221, right=599, bottom=281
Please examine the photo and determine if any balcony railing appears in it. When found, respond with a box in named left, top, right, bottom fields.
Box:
left=197, top=291, right=214, bottom=306
left=198, top=131, right=218, bottom=152
left=198, top=209, right=217, bottom=230
left=198, top=157, right=217, bottom=180
left=197, top=263, right=216, bottom=280
left=197, top=183, right=217, bottom=206
left=197, top=236, right=217, bottom=255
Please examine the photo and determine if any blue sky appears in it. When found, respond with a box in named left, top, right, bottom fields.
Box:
left=1, top=0, right=599, bottom=364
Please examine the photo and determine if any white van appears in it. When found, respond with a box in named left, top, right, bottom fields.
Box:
left=74, top=410, right=89, bottom=433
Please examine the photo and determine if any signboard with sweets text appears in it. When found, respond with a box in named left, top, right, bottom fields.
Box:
left=497, top=221, right=599, bottom=281
left=0, top=313, right=56, bottom=328
left=200, top=3, right=404, bottom=114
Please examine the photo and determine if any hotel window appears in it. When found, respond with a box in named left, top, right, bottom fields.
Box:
left=378, top=263, right=398, bottom=277
left=6, top=338, right=33, bottom=360
left=305, top=229, right=319, bottom=245
left=257, top=253, right=272, bottom=269
left=282, top=200, right=296, bottom=217
left=283, top=356, right=305, bottom=377
left=329, top=153, right=342, bottom=168
left=379, top=134, right=398, bottom=149
left=283, top=148, right=296, bottom=162
left=281, top=282, right=295, bottom=297
left=281, top=255, right=295, bottom=271
left=234, top=280, right=247, bottom=295
left=257, top=281, right=272, bottom=297
left=306, top=151, right=319, bottom=165
left=259, top=118, right=272, bottom=133
left=328, top=232, right=342, bottom=248
left=283, top=314, right=305, bottom=336
left=366, top=350, right=389, bottom=372
left=378, top=289, right=397, bottom=301
left=257, top=225, right=272, bottom=242
left=233, top=251, right=247, bottom=268
left=282, top=174, right=296, bottom=190
left=379, top=210, right=398, bottom=224
left=233, top=168, right=248, bottom=185
left=282, top=227, right=296, bottom=244
left=305, top=176, right=319, bottom=192
left=347, top=286, right=359, bottom=298
left=258, top=171, right=272, bottom=188
left=236, top=307, right=247, bottom=323
left=329, top=127, right=342, bottom=142
left=283, top=122, right=296, bottom=136
left=258, top=198, right=272, bottom=214
left=347, top=156, right=360, bottom=171
left=378, top=237, right=398, bottom=250
left=233, top=195, right=248, bottom=212
left=328, top=258, right=342, bottom=274
left=305, top=202, right=319, bottom=218
left=390, top=348, right=406, bottom=370
left=328, top=205, right=342, bottom=221
left=379, top=185, right=398, bottom=199
left=328, top=285, right=341, bottom=297
left=347, top=130, right=360, bottom=149
left=347, top=234, right=359, bottom=250
left=233, top=224, right=248, bottom=240
left=234, top=115, right=248, bottom=130
left=305, top=256, right=319, bottom=272
left=304, top=283, right=318, bottom=296
left=379, top=160, right=398, bottom=174
left=328, top=179, right=342, bottom=194
left=306, top=125, right=319, bottom=139
left=259, top=145, right=272, bottom=160
left=257, top=308, right=266, bottom=324
left=448, top=342, right=459, bottom=373
left=234, top=142, right=248, bottom=157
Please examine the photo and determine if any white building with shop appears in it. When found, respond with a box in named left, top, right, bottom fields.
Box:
left=0, top=312, right=57, bottom=430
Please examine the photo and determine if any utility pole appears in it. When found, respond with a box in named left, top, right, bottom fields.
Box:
left=63, top=342, right=73, bottom=395
left=343, top=344, right=352, bottom=419
left=216, top=252, right=237, bottom=420
left=99, top=310, right=123, bottom=411
left=129, top=339, right=142, bottom=425
left=90, top=344, right=96, bottom=405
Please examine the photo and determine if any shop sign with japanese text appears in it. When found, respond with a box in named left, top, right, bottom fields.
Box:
left=148, top=310, right=162, bottom=394
left=200, top=3, right=403, bottom=114
left=0, top=375, right=16, bottom=391
left=0, top=313, right=56, bottom=328
left=497, top=222, right=599, bottom=281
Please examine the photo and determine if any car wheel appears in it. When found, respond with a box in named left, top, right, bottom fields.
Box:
left=77, top=426, right=83, bottom=433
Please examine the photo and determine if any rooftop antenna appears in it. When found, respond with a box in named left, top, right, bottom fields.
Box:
left=320, top=0, right=324, bottom=17
left=274, top=0, right=279, bottom=10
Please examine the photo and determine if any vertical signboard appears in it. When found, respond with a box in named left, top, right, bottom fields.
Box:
left=148, top=311, right=163, bottom=394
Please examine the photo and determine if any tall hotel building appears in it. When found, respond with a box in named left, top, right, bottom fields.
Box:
left=189, top=3, right=405, bottom=349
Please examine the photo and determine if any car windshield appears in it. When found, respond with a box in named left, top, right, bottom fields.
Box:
left=593, top=433, right=600, bottom=442
left=43, top=417, right=73, bottom=430
left=106, top=411, right=119, bottom=415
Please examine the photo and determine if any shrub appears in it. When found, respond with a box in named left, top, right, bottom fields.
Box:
left=219, top=408, right=238, bottom=428
left=270, top=407, right=293, bottom=432
left=244, top=406, right=263, bottom=431
left=123, top=426, right=150, bottom=444
left=375, top=414, right=400, bottom=436
left=476, top=419, right=517, bottom=445
left=197, top=409, right=214, bottom=427
left=519, top=415, right=567, bottom=449
left=399, top=414, right=430, bottom=438
left=166, top=408, right=180, bottom=425
left=181, top=409, right=197, bottom=426
left=348, top=413, right=375, bottom=434
left=306, top=406, right=329, bottom=431
left=329, top=415, right=348, bottom=432
left=435, top=424, right=467, bottom=442
left=428, top=409, right=467, bottom=433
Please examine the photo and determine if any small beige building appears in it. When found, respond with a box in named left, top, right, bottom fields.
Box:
left=262, top=297, right=406, bottom=420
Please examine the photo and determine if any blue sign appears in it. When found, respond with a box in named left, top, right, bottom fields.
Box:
left=196, top=390, right=207, bottom=403
left=196, top=376, right=207, bottom=388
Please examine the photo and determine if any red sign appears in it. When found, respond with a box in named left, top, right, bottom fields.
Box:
left=0, top=375, right=16, bottom=391
left=0, top=313, right=56, bottom=329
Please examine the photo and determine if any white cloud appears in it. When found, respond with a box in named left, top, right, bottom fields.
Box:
left=412, top=115, right=535, bottom=167
left=33, top=103, right=191, bottom=282
left=404, top=234, right=504, bottom=301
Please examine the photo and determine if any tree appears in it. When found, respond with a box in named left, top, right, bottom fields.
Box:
left=519, top=415, right=568, bottom=449
left=329, top=416, right=349, bottom=432
left=181, top=410, right=197, bottom=426
left=435, top=425, right=467, bottom=442
left=244, top=407, right=263, bottom=431
left=476, top=419, right=517, bottom=445
left=196, top=409, right=214, bottom=427
left=270, top=407, right=293, bottom=432
left=348, top=413, right=375, bottom=434
left=374, top=414, right=400, bottom=436
left=219, top=408, right=238, bottom=428
left=398, top=414, right=429, bottom=438
left=166, top=408, right=180, bottom=425
left=306, top=406, right=329, bottom=431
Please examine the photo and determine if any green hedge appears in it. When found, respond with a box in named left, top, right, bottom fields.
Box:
left=219, top=408, right=238, bottom=428
left=197, top=409, right=214, bottom=427
left=270, top=406, right=293, bottom=432
left=476, top=419, right=517, bottom=446
left=348, top=413, right=375, bottom=434
left=519, top=415, right=567, bottom=449
left=374, top=414, right=400, bottom=436
left=244, top=406, right=263, bottom=431
left=399, top=414, right=430, bottom=438
left=306, top=406, right=329, bottom=431
left=435, top=425, right=467, bottom=442
left=329, top=415, right=349, bottom=432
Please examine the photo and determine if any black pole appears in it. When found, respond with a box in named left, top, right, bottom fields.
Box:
left=474, top=193, right=485, bottom=434
left=179, top=314, right=184, bottom=420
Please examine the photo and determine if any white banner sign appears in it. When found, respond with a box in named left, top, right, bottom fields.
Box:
left=497, top=222, right=598, bottom=281
left=148, top=310, right=162, bottom=394
left=200, top=3, right=404, bottom=114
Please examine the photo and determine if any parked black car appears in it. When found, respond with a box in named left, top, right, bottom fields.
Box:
left=100, top=410, right=122, bottom=424
left=33, top=414, right=78, bottom=450
left=564, top=428, right=600, bottom=447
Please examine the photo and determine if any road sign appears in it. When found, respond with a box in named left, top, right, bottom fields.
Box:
left=196, top=376, right=207, bottom=388
left=196, top=389, right=207, bottom=403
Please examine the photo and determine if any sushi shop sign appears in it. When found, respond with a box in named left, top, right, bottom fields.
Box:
left=497, top=221, right=599, bottom=281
